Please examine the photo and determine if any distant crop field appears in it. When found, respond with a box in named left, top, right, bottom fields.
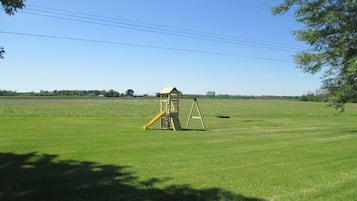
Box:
left=0, top=98, right=356, bottom=201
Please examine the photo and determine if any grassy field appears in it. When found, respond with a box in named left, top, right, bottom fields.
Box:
left=0, top=98, right=356, bottom=201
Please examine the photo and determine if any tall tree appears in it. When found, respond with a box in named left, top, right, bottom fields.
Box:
left=125, top=89, right=134, bottom=97
left=1, top=0, right=25, bottom=59
left=1, top=0, right=25, bottom=15
left=0, top=47, right=5, bottom=59
left=272, top=0, right=357, bottom=111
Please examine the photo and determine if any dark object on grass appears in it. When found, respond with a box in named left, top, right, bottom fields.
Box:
left=217, top=115, right=230, bottom=118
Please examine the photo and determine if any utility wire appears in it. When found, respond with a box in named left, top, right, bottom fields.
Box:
left=23, top=10, right=297, bottom=52
left=0, top=30, right=292, bottom=63
left=222, top=0, right=269, bottom=11
left=23, top=4, right=304, bottom=52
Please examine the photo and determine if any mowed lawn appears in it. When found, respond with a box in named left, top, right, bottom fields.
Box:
left=0, top=98, right=356, bottom=201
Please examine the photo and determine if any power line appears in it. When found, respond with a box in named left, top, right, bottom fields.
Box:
left=0, top=30, right=292, bottom=63
left=222, top=0, right=269, bottom=11
left=22, top=4, right=304, bottom=52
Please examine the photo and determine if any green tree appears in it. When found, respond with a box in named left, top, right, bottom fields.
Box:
left=272, top=0, right=357, bottom=111
left=1, top=0, right=25, bottom=15
left=0, top=48, right=5, bottom=59
left=125, top=89, right=134, bottom=97
left=1, top=0, right=25, bottom=59
left=105, top=89, right=120, bottom=97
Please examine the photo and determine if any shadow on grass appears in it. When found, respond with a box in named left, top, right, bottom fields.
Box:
left=0, top=152, right=265, bottom=201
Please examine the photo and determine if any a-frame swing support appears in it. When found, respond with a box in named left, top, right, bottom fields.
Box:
left=186, top=97, right=206, bottom=129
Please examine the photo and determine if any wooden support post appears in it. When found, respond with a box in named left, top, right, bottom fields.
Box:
left=170, top=113, right=181, bottom=131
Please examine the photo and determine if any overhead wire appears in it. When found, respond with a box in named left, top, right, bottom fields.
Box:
left=222, top=0, right=269, bottom=11
left=0, top=30, right=292, bottom=63
left=1, top=4, right=299, bottom=63
left=23, top=4, right=304, bottom=52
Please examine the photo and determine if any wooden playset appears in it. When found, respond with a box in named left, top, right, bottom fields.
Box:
left=143, top=87, right=205, bottom=131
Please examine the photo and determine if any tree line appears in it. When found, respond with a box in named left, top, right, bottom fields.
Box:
left=2, top=88, right=348, bottom=103
left=0, top=89, right=140, bottom=97
left=2, top=88, right=354, bottom=103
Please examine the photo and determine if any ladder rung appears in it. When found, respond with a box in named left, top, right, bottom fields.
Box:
left=191, top=116, right=201, bottom=119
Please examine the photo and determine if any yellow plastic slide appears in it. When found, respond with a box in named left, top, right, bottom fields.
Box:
left=143, top=111, right=166, bottom=130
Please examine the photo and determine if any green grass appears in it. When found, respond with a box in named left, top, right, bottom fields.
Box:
left=0, top=98, right=356, bottom=201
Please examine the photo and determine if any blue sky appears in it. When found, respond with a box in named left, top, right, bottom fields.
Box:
left=1, top=0, right=322, bottom=95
